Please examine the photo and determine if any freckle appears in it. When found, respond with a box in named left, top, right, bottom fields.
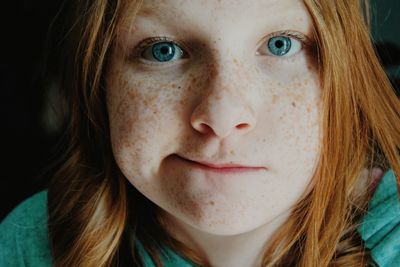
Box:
left=171, top=83, right=177, bottom=88
left=178, top=86, right=181, bottom=89
left=230, top=150, right=235, bottom=155
left=209, top=201, right=215, bottom=206
left=128, top=90, right=138, bottom=99
left=307, top=106, right=311, bottom=113
left=294, top=94, right=302, bottom=102
left=272, top=94, right=279, bottom=104
left=233, top=58, right=238, bottom=65
left=291, top=102, right=296, bottom=107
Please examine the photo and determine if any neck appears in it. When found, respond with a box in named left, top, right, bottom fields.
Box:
left=159, top=211, right=291, bottom=267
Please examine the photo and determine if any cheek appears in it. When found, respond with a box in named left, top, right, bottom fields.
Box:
left=272, top=76, right=322, bottom=180
left=105, top=65, right=213, bottom=184
left=256, top=49, right=318, bottom=85
left=262, top=50, right=321, bottom=137
left=248, top=53, right=322, bottom=181
left=106, top=73, right=179, bottom=180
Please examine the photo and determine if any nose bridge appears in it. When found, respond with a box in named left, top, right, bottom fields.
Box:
left=205, top=49, right=250, bottom=103
left=190, top=53, right=257, bottom=139
left=207, top=62, right=246, bottom=108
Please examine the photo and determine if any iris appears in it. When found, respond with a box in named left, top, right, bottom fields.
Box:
left=152, top=42, right=176, bottom=62
left=267, top=36, right=292, bottom=56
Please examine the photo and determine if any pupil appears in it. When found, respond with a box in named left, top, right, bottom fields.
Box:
left=160, top=46, right=169, bottom=54
left=275, top=40, right=284, bottom=49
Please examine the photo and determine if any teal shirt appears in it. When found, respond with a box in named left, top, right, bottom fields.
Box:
left=1, top=170, right=399, bottom=266
left=357, top=169, right=400, bottom=266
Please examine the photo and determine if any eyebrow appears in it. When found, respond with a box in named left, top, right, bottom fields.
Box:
left=137, top=5, right=171, bottom=20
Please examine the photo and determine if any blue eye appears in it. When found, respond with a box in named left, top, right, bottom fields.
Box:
left=141, top=41, right=184, bottom=63
left=264, top=35, right=303, bottom=57
left=268, top=36, right=291, bottom=56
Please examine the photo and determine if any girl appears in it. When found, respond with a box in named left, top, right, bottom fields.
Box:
left=1, top=0, right=399, bottom=266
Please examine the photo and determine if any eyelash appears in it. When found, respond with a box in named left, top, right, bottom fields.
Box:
left=137, top=36, right=181, bottom=51
left=135, top=31, right=312, bottom=65
left=269, top=31, right=310, bottom=44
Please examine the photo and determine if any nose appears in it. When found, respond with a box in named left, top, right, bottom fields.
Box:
left=190, top=62, right=257, bottom=139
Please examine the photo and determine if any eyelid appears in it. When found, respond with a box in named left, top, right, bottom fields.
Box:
left=135, top=36, right=191, bottom=59
left=137, top=36, right=175, bottom=50
left=267, top=30, right=313, bottom=46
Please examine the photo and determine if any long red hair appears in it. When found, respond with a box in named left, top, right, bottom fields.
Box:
left=46, top=0, right=400, bottom=266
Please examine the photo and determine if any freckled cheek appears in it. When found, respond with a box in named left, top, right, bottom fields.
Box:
left=106, top=94, right=154, bottom=152
left=273, top=80, right=321, bottom=142
left=256, top=53, right=317, bottom=84
left=107, top=104, right=166, bottom=195
left=108, top=71, right=205, bottom=153
left=108, top=77, right=200, bottom=163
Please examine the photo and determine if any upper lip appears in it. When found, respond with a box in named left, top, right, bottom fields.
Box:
left=176, top=154, right=264, bottom=169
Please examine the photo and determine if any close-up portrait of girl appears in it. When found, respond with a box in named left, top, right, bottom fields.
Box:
left=1, top=0, right=400, bottom=266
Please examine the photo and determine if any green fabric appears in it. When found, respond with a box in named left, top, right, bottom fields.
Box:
left=0, top=191, right=52, bottom=267
left=357, top=169, right=400, bottom=267
left=0, top=190, right=194, bottom=267
left=1, top=170, right=398, bottom=266
left=135, top=239, right=196, bottom=267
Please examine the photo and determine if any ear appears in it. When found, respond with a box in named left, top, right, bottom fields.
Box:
left=368, top=167, right=385, bottom=198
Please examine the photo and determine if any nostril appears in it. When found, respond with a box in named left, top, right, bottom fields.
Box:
left=199, top=123, right=213, bottom=134
left=236, top=123, right=249, bottom=129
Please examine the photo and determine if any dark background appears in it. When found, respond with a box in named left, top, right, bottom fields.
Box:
left=1, top=1, right=400, bottom=221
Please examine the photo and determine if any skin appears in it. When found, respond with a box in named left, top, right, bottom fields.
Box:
left=106, top=0, right=323, bottom=266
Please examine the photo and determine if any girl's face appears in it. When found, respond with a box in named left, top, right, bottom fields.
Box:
left=106, top=0, right=322, bottom=235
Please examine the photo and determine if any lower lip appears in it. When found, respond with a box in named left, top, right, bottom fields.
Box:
left=175, top=155, right=265, bottom=174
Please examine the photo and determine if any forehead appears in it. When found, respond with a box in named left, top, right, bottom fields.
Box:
left=138, top=0, right=306, bottom=17
left=134, top=0, right=312, bottom=32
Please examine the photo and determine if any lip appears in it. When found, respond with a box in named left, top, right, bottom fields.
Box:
left=175, top=154, right=266, bottom=174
